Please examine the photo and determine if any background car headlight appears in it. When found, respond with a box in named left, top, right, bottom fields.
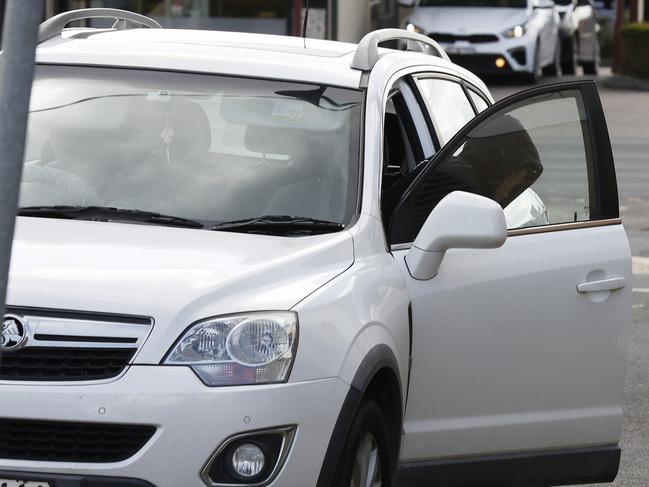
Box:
left=164, top=312, right=298, bottom=386
left=405, top=22, right=423, bottom=34
left=503, top=24, right=527, bottom=38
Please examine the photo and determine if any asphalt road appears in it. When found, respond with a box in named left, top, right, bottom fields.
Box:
left=490, top=69, right=649, bottom=487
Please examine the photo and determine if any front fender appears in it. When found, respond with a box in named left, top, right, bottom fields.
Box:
left=289, top=253, right=410, bottom=394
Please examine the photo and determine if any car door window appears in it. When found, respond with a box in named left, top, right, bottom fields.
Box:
left=415, top=78, right=476, bottom=145
left=388, top=83, right=618, bottom=244
left=383, top=95, right=418, bottom=184
left=468, top=89, right=490, bottom=113
left=381, top=78, right=434, bottom=227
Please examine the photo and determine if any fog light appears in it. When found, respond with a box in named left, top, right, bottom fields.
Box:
left=495, top=57, right=507, bottom=69
left=231, top=443, right=266, bottom=479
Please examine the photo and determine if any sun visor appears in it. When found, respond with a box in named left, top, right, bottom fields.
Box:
left=35, top=95, right=132, bottom=131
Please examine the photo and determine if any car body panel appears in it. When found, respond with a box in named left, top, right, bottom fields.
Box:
left=396, top=224, right=632, bottom=460
left=292, top=216, right=410, bottom=395
left=36, top=29, right=363, bottom=89
left=0, top=366, right=348, bottom=487
left=7, top=216, right=354, bottom=368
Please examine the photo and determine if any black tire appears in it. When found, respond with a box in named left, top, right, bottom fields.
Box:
left=332, top=399, right=396, bottom=487
left=543, top=42, right=562, bottom=77
left=521, top=42, right=542, bottom=84
left=583, top=59, right=599, bottom=75
left=561, top=36, right=578, bottom=75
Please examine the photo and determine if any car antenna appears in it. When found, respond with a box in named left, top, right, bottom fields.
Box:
left=302, top=0, right=310, bottom=48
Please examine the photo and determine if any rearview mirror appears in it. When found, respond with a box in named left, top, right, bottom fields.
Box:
left=405, top=191, right=507, bottom=280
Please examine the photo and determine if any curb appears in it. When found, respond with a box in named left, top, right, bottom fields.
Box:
left=600, top=75, right=649, bottom=92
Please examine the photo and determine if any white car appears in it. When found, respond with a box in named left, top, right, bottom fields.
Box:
left=402, top=0, right=562, bottom=82
left=556, top=0, right=601, bottom=74
left=0, top=9, right=631, bottom=487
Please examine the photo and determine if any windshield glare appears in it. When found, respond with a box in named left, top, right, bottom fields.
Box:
left=22, top=66, right=362, bottom=228
left=418, top=0, right=527, bottom=7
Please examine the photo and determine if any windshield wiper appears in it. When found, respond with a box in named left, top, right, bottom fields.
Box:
left=18, top=206, right=204, bottom=229
left=210, top=215, right=344, bottom=235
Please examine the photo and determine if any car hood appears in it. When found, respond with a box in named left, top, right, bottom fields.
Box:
left=409, top=7, right=530, bottom=34
left=7, top=218, right=354, bottom=362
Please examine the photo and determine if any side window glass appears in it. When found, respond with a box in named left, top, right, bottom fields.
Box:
left=415, top=78, right=475, bottom=145
left=390, top=89, right=598, bottom=244
left=381, top=80, right=433, bottom=229
left=468, top=90, right=489, bottom=113
left=383, top=95, right=417, bottom=181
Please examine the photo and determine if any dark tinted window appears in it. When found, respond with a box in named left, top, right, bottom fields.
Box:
left=419, top=0, right=527, bottom=7
left=389, top=89, right=601, bottom=244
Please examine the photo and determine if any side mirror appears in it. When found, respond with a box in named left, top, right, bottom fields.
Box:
left=533, top=0, right=556, bottom=8
left=398, top=0, right=416, bottom=6
left=405, top=191, right=507, bottom=280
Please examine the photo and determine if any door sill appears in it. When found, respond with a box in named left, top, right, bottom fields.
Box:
left=399, top=445, right=620, bottom=487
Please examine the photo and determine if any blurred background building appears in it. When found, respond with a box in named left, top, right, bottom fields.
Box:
left=6, top=0, right=402, bottom=42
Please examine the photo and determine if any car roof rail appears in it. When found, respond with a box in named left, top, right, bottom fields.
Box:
left=38, top=8, right=162, bottom=44
left=351, top=28, right=449, bottom=71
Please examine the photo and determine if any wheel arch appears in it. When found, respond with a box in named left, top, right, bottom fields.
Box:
left=316, top=344, right=403, bottom=487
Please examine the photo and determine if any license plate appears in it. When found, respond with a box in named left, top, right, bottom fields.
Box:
left=0, top=480, right=50, bottom=487
left=446, top=45, right=476, bottom=55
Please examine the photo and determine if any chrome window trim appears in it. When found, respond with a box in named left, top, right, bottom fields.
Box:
left=506, top=218, right=622, bottom=236
left=390, top=219, right=623, bottom=252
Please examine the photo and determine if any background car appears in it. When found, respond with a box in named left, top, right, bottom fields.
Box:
left=402, top=0, right=562, bottom=83
left=556, top=0, right=601, bottom=74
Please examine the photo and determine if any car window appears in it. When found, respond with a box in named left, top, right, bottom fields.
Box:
left=381, top=79, right=433, bottom=226
left=22, top=65, right=363, bottom=228
left=389, top=89, right=601, bottom=244
left=415, top=78, right=476, bottom=145
left=468, top=90, right=490, bottom=113
left=383, top=95, right=419, bottom=181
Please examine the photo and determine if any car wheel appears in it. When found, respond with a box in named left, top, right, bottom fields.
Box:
left=333, top=399, right=395, bottom=487
left=543, top=42, right=562, bottom=77
left=521, top=42, right=542, bottom=84
left=561, top=36, right=578, bottom=75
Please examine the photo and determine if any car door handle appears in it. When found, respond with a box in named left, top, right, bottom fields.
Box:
left=577, top=277, right=626, bottom=293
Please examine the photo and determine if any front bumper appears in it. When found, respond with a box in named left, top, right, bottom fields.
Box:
left=0, top=366, right=349, bottom=487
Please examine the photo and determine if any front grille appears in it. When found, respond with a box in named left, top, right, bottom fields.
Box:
left=1, top=307, right=152, bottom=382
left=430, top=33, right=499, bottom=44
left=0, top=347, right=136, bottom=381
left=0, top=418, right=155, bottom=463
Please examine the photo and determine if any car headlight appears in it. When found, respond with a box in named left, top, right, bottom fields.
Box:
left=164, top=312, right=298, bottom=386
left=503, top=24, right=527, bottom=38
left=405, top=23, right=423, bottom=34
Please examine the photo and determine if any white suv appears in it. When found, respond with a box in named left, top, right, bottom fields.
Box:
left=0, top=9, right=631, bottom=487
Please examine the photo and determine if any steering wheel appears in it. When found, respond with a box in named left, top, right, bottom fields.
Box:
left=22, top=164, right=103, bottom=206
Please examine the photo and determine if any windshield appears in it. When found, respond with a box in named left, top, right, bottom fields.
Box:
left=418, top=0, right=527, bottom=7
left=21, top=66, right=363, bottom=229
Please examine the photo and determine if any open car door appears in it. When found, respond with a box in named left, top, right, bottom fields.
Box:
left=389, top=81, right=632, bottom=487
